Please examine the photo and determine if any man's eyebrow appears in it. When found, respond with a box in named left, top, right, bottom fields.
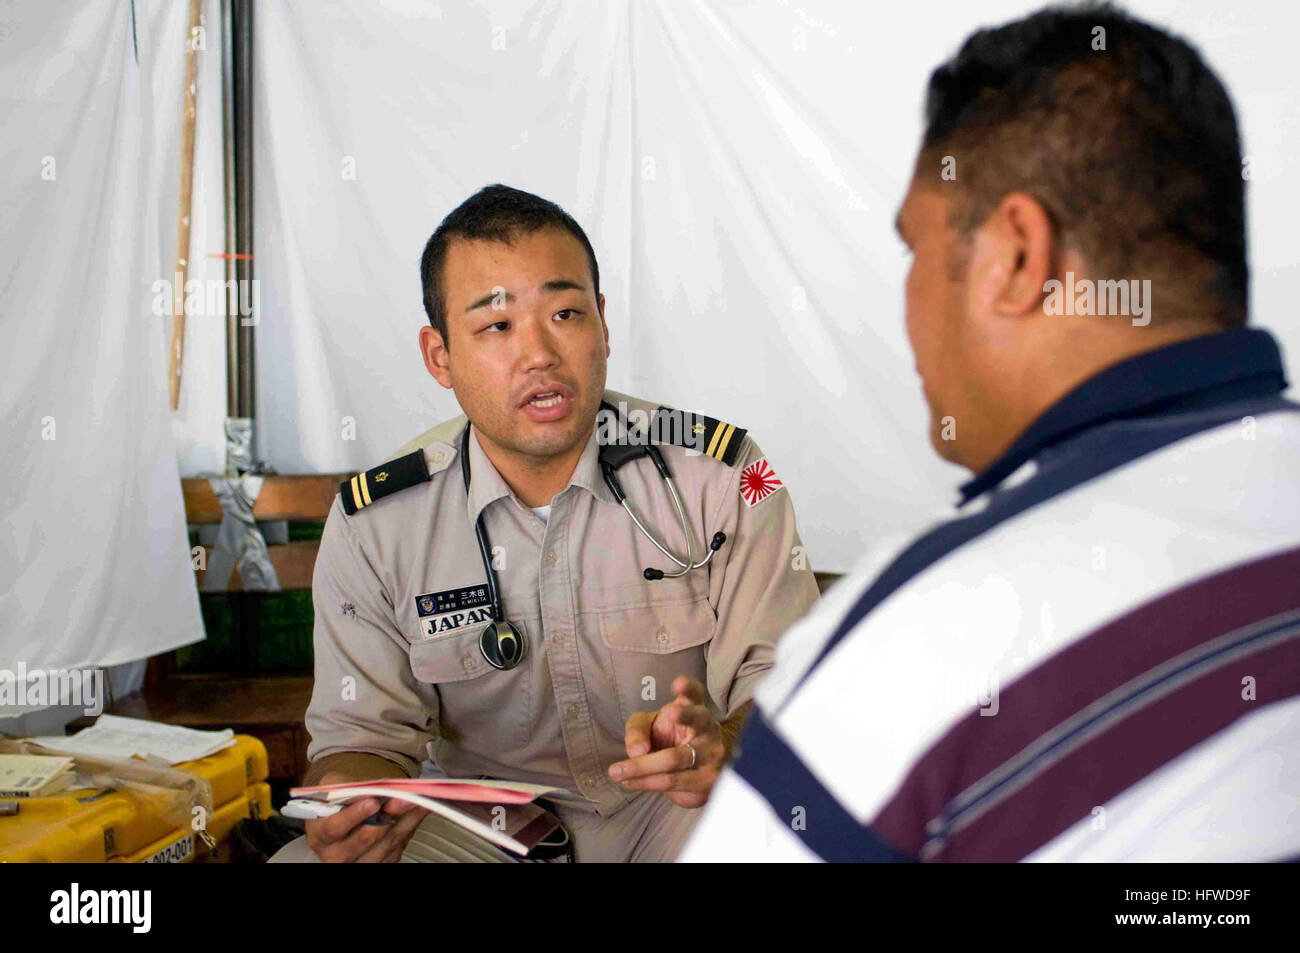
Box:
left=541, top=278, right=586, bottom=294
left=464, top=279, right=586, bottom=312
left=466, top=290, right=514, bottom=312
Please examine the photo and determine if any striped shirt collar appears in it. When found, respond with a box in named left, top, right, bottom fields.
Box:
left=959, top=328, right=1289, bottom=506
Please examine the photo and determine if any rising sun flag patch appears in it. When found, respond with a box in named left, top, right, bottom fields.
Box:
left=739, top=458, right=783, bottom=507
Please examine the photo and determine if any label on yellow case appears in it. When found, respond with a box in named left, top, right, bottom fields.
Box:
left=143, top=834, right=193, bottom=864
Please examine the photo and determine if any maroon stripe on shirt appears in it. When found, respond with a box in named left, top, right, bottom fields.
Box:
left=937, top=635, right=1300, bottom=860
left=870, top=545, right=1300, bottom=859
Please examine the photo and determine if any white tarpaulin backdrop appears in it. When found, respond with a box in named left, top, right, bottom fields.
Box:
left=208, top=0, right=1298, bottom=573
left=3, top=0, right=206, bottom=671
left=5, top=1, right=1300, bottom=675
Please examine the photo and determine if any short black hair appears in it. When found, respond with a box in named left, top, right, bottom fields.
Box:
left=419, top=184, right=601, bottom=341
left=922, top=2, right=1247, bottom=325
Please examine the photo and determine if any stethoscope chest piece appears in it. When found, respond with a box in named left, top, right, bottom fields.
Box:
left=479, top=619, right=525, bottom=670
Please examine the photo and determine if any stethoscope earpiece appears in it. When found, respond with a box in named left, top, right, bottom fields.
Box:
left=640, top=531, right=727, bottom=580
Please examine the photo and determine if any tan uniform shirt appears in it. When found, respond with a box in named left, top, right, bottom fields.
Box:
left=305, top=390, right=820, bottom=817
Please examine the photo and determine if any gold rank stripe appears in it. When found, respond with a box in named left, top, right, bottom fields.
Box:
left=350, top=475, right=364, bottom=511
left=359, top=471, right=374, bottom=506
left=705, top=422, right=724, bottom=458
left=705, top=422, right=737, bottom=461
left=712, top=423, right=737, bottom=461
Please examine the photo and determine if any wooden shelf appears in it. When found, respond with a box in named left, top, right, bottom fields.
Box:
left=183, top=474, right=350, bottom=524
left=194, top=539, right=320, bottom=591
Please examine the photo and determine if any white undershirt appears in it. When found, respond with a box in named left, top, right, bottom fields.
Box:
left=531, top=505, right=552, bottom=523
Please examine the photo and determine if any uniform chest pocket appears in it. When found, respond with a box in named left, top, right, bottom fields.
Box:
left=407, top=623, right=533, bottom=757
left=597, top=599, right=717, bottom=726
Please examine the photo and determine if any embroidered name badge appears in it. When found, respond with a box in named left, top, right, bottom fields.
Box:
left=739, top=458, right=784, bottom=507
left=414, top=585, right=493, bottom=640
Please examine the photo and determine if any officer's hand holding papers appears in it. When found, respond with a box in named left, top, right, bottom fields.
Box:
left=294, top=751, right=433, bottom=863
left=291, top=777, right=561, bottom=857
left=302, top=794, right=429, bottom=864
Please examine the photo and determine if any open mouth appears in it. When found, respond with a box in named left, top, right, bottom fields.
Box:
left=519, top=385, right=574, bottom=422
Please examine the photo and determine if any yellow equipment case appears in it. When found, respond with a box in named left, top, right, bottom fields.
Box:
left=0, top=734, right=270, bottom=863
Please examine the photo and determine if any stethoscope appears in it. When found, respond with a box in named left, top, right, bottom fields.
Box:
left=460, top=411, right=727, bottom=671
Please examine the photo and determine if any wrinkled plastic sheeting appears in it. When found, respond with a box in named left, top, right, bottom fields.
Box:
left=0, top=738, right=216, bottom=847
left=198, top=417, right=281, bottom=592
left=202, top=474, right=282, bottom=593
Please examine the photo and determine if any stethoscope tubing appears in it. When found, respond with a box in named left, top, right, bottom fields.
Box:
left=615, top=470, right=717, bottom=577
left=457, top=418, right=727, bottom=670
left=462, top=426, right=506, bottom=624
left=461, top=419, right=723, bottom=614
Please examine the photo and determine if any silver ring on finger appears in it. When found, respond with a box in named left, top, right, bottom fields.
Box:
left=684, top=743, right=696, bottom=770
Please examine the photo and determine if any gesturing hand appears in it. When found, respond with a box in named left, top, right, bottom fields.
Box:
left=607, top=675, right=726, bottom=809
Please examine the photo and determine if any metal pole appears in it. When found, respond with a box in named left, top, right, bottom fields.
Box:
left=221, top=0, right=238, bottom=417
left=233, top=0, right=255, bottom=423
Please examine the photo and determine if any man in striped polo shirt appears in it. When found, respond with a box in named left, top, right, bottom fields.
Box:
left=681, top=5, right=1299, bottom=862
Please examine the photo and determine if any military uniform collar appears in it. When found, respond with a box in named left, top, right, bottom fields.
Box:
left=571, top=424, right=620, bottom=507
left=463, top=427, right=513, bottom=523
left=464, top=421, right=618, bottom=523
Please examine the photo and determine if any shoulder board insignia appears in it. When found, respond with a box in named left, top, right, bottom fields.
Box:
left=651, top=406, right=748, bottom=466
left=340, top=449, right=431, bottom=515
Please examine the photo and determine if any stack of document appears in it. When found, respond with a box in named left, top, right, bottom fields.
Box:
left=0, top=754, right=77, bottom=798
left=27, top=715, right=237, bottom=766
left=289, top=778, right=562, bottom=856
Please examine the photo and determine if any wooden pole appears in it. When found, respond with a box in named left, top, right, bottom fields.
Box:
left=168, top=0, right=205, bottom=410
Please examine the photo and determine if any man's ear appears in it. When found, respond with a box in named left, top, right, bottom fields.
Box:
left=598, top=292, right=610, bottom=359
left=419, top=325, right=454, bottom=389
left=970, top=192, right=1055, bottom=320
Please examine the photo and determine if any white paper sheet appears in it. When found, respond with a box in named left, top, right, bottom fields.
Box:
left=28, top=715, right=236, bottom=766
